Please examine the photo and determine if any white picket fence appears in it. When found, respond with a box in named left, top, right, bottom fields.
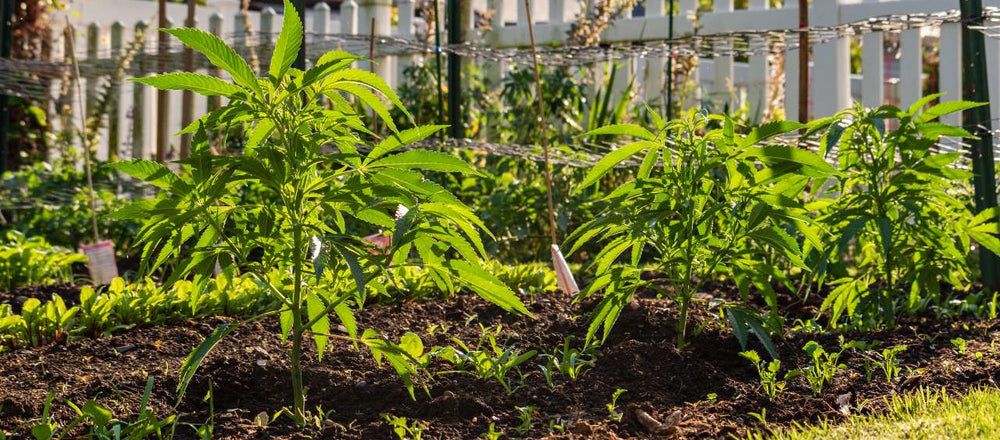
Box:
left=42, top=0, right=1000, bottom=160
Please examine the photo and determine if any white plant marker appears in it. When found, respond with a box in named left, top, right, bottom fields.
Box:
left=551, top=244, right=579, bottom=295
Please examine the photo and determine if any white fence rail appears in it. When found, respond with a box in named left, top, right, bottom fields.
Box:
left=41, top=0, right=1000, bottom=160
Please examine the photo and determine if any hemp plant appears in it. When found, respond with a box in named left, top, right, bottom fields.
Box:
left=568, top=109, right=835, bottom=349
left=810, top=97, right=1000, bottom=327
left=112, top=0, right=529, bottom=422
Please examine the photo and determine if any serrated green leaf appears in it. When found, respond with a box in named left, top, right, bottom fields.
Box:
left=269, top=0, right=304, bottom=81
left=131, top=72, right=244, bottom=97
left=164, top=27, right=261, bottom=96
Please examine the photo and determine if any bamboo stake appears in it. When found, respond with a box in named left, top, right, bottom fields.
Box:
left=63, top=20, right=100, bottom=244
left=524, top=0, right=558, bottom=246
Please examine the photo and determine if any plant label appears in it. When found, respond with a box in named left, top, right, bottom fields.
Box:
left=81, top=240, right=119, bottom=285
left=551, top=244, right=580, bottom=295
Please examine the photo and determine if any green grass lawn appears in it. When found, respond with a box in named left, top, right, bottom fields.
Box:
left=755, top=387, right=1000, bottom=440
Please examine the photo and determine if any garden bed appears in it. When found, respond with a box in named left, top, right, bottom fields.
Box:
left=1, top=289, right=997, bottom=439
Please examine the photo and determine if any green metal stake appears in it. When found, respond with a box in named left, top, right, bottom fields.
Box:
left=446, top=0, right=462, bottom=138
left=0, top=0, right=14, bottom=173
left=960, top=0, right=1000, bottom=290
left=293, top=0, right=305, bottom=69
left=433, top=0, right=445, bottom=141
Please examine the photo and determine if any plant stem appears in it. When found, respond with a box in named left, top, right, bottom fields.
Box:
left=290, top=223, right=305, bottom=423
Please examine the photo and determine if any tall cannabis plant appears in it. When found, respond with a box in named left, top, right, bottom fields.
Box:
left=112, top=0, right=528, bottom=422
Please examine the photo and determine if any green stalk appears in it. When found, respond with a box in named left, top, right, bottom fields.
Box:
left=290, top=212, right=305, bottom=423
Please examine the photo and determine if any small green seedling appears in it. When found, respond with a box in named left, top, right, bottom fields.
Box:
left=606, top=389, right=627, bottom=422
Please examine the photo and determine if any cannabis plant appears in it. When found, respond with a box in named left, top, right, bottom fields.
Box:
left=809, top=97, right=1000, bottom=327
left=568, top=109, right=835, bottom=349
left=113, top=0, right=528, bottom=422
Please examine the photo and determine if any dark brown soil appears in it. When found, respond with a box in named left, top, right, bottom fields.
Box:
left=1, top=291, right=999, bottom=439
left=0, top=284, right=82, bottom=314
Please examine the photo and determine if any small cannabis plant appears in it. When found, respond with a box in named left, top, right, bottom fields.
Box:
left=569, top=109, right=834, bottom=349
left=113, top=0, right=528, bottom=422
left=809, top=97, right=1000, bottom=327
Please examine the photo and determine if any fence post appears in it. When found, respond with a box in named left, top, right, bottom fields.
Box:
left=313, top=2, right=330, bottom=41
left=0, top=0, right=12, bottom=172
left=550, top=0, right=566, bottom=24
left=131, top=21, right=148, bottom=160
left=108, top=21, right=124, bottom=160
left=180, top=0, right=197, bottom=159
left=61, top=27, right=75, bottom=151
left=260, top=7, right=276, bottom=61
left=644, top=0, right=664, bottom=105
left=207, top=13, right=223, bottom=112
left=679, top=0, right=699, bottom=110
left=155, top=14, right=172, bottom=163
left=747, top=0, right=769, bottom=123
left=397, top=0, right=414, bottom=85
left=341, top=0, right=358, bottom=34
left=899, top=28, right=922, bottom=109
left=448, top=0, right=463, bottom=138
left=812, top=0, right=848, bottom=118
left=85, top=23, right=99, bottom=127
left=712, top=0, right=734, bottom=112
left=939, top=23, right=962, bottom=126
left=961, top=0, right=1000, bottom=290
left=783, top=0, right=799, bottom=121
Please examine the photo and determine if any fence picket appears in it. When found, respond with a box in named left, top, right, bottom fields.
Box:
left=130, top=21, right=147, bottom=160
left=812, top=0, right=850, bottom=118
left=108, top=21, right=123, bottom=161
left=900, top=28, right=922, bottom=110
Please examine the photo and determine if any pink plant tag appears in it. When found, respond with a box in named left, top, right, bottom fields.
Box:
left=551, top=244, right=579, bottom=295
left=80, top=240, right=119, bottom=285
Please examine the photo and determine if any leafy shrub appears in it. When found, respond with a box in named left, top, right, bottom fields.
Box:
left=117, top=0, right=528, bottom=421
left=0, top=231, right=86, bottom=290
left=810, top=97, right=1000, bottom=328
left=569, top=109, right=834, bottom=348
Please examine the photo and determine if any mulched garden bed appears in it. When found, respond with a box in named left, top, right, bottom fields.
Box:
left=1, top=290, right=998, bottom=439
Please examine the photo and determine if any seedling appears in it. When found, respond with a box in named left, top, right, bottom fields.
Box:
left=801, top=341, right=845, bottom=396
left=739, top=350, right=789, bottom=401
left=515, top=405, right=536, bottom=435
left=537, top=336, right=597, bottom=387
left=606, top=389, right=627, bottom=422
left=384, top=415, right=426, bottom=440
left=880, top=345, right=906, bottom=383
left=951, top=338, right=968, bottom=355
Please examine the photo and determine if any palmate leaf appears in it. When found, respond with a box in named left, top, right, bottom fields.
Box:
left=914, top=100, right=984, bottom=124
left=326, top=68, right=412, bottom=121
left=177, top=322, right=239, bottom=402
left=445, top=260, right=531, bottom=317
left=269, top=0, right=304, bottom=81
left=163, top=27, right=261, bottom=96
left=744, top=145, right=838, bottom=177
left=307, top=294, right=330, bottom=361
left=131, top=72, right=244, bottom=97
left=577, top=140, right=659, bottom=192
left=108, top=160, right=189, bottom=193
left=366, top=125, right=448, bottom=162
left=725, top=307, right=780, bottom=360
left=368, top=150, right=479, bottom=174
left=324, top=82, right=398, bottom=133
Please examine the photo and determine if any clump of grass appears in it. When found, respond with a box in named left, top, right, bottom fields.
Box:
left=747, top=387, right=1000, bottom=440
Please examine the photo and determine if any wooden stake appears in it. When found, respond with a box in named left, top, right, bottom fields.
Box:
left=524, top=0, right=559, bottom=246
left=63, top=20, right=100, bottom=244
